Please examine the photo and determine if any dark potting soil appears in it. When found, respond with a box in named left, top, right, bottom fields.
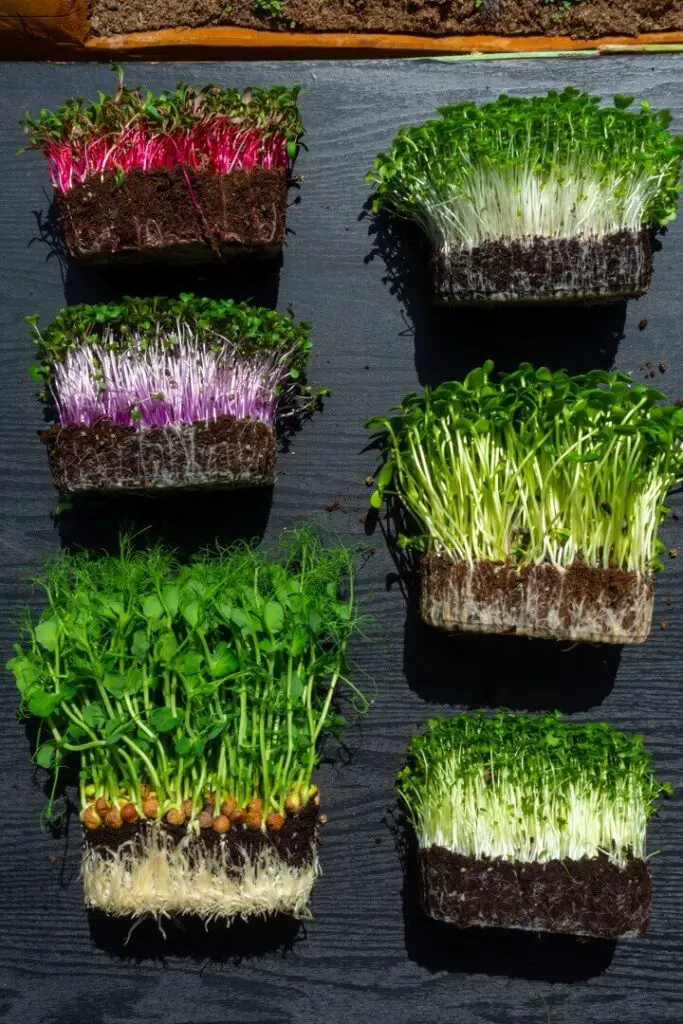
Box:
left=88, top=0, right=683, bottom=39
left=420, top=848, right=651, bottom=938
left=55, top=166, right=287, bottom=263
left=420, top=556, right=655, bottom=644
left=431, top=230, right=654, bottom=305
left=42, top=417, right=276, bottom=493
left=84, top=801, right=320, bottom=870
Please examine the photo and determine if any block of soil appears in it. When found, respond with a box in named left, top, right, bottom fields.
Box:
left=399, top=714, right=668, bottom=940
left=42, top=417, right=276, bottom=493
left=82, top=803, right=320, bottom=920
left=21, top=77, right=302, bottom=265
left=419, top=849, right=651, bottom=938
left=420, top=556, right=654, bottom=644
left=367, top=90, right=681, bottom=305
left=55, top=166, right=287, bottom=263
left=430, top=230, right=653, bottom=305
left=87, top=0, right=683, bottom=40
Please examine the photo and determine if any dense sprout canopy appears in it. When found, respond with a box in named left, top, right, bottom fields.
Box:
left=367, top=362, right=683, bottom=573
left=9, top=528, right=366, bottom=826
left=367, top=89, right=683, bottom=250
left=398, top=712, right=669, bottom=864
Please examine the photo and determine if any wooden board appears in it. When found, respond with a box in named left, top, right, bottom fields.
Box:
left=1, top=58, right=683, bottom=1024
left=0, top=1, right=682, bottom=58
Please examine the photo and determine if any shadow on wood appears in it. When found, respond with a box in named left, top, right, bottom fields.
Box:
left=403, top=607, right=622, bottom=713
left=88, top=908, right=305, bottom=962
left=393, top=819, right=617, bottom=982
left=56, top=486, right=274, bottom=555
left=365, top=211, right=634, bottom=386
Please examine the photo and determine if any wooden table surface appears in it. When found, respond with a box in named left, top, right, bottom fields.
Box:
left=1, top=58, right=682, bottom=1024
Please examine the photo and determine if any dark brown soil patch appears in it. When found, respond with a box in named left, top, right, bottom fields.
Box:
left=431, top=230, right=653, bottom=305
left=419, top=848, right=651, bottom=938
left=88, top=0, right=683, bottom=39
left=420, top=556, right=654, bottom=644
left=42, top=417, right=276, bottom=493
left=55, top=166, right=287, bottom=263
left=85, top=800, right=319, bottom=870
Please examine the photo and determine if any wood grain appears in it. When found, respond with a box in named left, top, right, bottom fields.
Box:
left=1, top=59, right=683, bottom=1024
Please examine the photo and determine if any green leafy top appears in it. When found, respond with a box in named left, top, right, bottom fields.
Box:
left=367, top=89, right=683, bottom=247
left=9, top=528, right=367, bottom=825
left=21, top=68, right=303, bottom=147
left=29, top=292, right=313, bottom=391
left=367, top=362, right=683, bottom=572
left=398, top=712, right=669, bottom=863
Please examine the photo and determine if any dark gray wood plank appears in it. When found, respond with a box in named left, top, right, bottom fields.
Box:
left=0, top=57, right=682, bottom=1024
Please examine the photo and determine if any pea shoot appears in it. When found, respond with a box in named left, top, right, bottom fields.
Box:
left=9, top=528, right=367, bottom=920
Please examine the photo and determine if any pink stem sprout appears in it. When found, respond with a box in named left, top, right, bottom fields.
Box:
left=52, top=337, right=292, bottom=430
left=45, top=120, right=289, bottom=193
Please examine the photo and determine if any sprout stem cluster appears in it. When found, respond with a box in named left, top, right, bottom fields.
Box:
left=367, top=89, right=682, bottom=252
left=9, top=530, right=367, bottom=831
left=21, top=71, right=303, bottom=194
left=367, top=362, right=683, bottom=574
left=399, top=713, right=669, bottom=866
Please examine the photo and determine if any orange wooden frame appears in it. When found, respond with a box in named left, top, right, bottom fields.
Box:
left=1, top=0, right=682, bottom=58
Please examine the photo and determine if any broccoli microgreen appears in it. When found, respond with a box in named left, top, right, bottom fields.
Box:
left=399, top=713, right=670, bottom=865
left=367, top=362, right=683, bottom=573
left=366, top=89, right=683, bottom=252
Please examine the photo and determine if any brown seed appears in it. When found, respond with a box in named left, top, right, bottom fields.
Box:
left=212, top=814, right=231, bottom=834
left=285, top=791, right=301, bottom=814
left=182, top=798, right=193, bottom=817
left=661, top=619, right=669, bottom=630
left=143, top=796, right=159, bottom=819
left=198, top=810, right=214, bottom=829
left=95, top=796, right=110, bottom=816
left=105, top=808, right=123, bottom=829
left=266, top=812, right=285, bottom=831
left=248, top=796, right=264, bottom=814
left=246, top=809, right=262, bottom=831
left=166, top=808, right=186, bottom=827
left=82, top=805, right=102, bottom=830
left=220, top=796, right=237, bottom=818
left=660, top=361, right=669, bottom=373
left=639, top=319, right=649, bottom=331
left=230, top=807, right=246, bottom=825
left=120, top=802, right=139, bottom=823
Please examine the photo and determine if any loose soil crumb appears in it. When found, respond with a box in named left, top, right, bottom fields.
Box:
left=420, top=556, right=654, bottom=644
left=419, top=848, right=651, bottom=938
left=89, top=0, right=683, bottom=38
left=42, top=417, right=276, bottom=493
left=56, top=166, right=287, bottom=263
left=431, top=231, right=653, bottom=306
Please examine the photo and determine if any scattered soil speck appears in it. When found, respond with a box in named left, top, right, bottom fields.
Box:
left=325, top=499, right=340, bottom=513
left=365, top=475, right=376, bottom=488
left=639, top=319, right=649, bottom=330
left=659, top=361, right=669, bottom=373
left=669, top=548, right=678, bottom=559
left=660, top=619, right=669, bottom=630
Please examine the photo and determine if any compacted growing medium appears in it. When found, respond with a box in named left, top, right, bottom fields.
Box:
left=21, top=70, right=302, bottom=263
left=368, top=362, right=683, bottom=644
left=32, top=294, right=321, bottom=494
left=367, top=90, right=682, bottom=304
left=87, top=0, right=683, bottom=39
left=399, top=713, right=670, bottom=938
left=9, top=529, right=367, bottom=921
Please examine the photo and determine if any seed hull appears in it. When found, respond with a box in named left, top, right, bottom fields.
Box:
left=419, top=847, right=651, bottom=939
left=420, top=556, right=654, bottom=645
left=42, top=416, right=276, bottom=494
left=55, top=166, right=287, bottom=264
left=430, top=230, right=653, bottom=305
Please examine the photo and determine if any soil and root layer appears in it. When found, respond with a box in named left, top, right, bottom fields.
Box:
left=420, top=556, right=654, bottom=644
left=83, top=807, right=319, bottom=921
left=430, top=230, right=653, bottom=305
left=42, top=417, right=276, bottom=493
left=56, top=167, right=287, bottom=263
left=419, top=848, right=651, bottom=938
